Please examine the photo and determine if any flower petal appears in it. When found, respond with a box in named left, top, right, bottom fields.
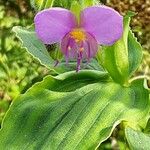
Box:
left=34, top=8, right=77, bottom=44
left=80, top=6, right=123, bottom=45
left=61, top=32, right=98, bottom=60
left=83, top=32, right=98, bottom=59
left=61, top=33, right=76, bottom=59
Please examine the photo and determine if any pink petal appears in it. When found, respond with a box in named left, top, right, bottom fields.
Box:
left=83, top=32, right=98, bottom=58
left=34, top=8, right=77, bottom=44
left=61, top=32, right=98, bottom=60
left=80, top=6, right=123, bottom=45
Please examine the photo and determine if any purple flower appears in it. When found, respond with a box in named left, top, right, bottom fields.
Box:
left=34, top=6, right=123, bottom=72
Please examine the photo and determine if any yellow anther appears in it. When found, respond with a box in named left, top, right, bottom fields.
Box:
left=79, top=47, right=84, bottom=52
left=70, top=29, right=86, bottom=42
left=75, top=39, right=79, bottom=43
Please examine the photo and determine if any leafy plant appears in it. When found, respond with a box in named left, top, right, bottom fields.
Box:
left=0, top=0, right=150, bottom=149
left=0, top=1, right=47, bottom=124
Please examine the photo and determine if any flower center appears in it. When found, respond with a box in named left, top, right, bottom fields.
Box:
left=70, top=29, right=86, bottom=43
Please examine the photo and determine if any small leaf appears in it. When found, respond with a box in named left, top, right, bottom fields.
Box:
left=53, top=0, right=72, bottom=9
left=128, top=30, right=142, bottom=76
left=99, top=13, right=143, bottom=85
left=125, top=127, right=150, bottom=150
left=80, top=0, right=100, bottom=8
left=30, top=0, right=54, bottom=11
left=0, top=71, right=149, bottom=149
left=48, top=45, right=63, bottom=61
left=126, top=11, right=137, bottom=17
left=44, top=0, right=55, bottom=8
left=12, top=26, right=55, bottom=71
left=30, top=0, right=73, bottom=11
left=144, top=118, right=150, bottom=134
left=100, top=14, right=131, bottom=85
left=70, top=1, right=82, bottom=22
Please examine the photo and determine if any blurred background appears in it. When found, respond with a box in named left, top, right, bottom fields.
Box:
left=0, top=0, right=150, bottom=149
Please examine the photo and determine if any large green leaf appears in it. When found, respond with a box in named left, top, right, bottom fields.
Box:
left=125, top=127, right=150, bottom=150
left=0, top=70, right=149, bottom=149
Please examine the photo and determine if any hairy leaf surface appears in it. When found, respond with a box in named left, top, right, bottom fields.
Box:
left=12, top=26, right=55, bottom=70
left=0, top=71, right=149, bottom=149
left=125, top=127, right=150, bottom=150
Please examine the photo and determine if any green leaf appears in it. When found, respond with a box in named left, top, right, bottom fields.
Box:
left=53, top=0, right=72, bottom=9
left=0, top=70, right=149, bottom=149
left=99, top=14, right=142, bottom=85
left=12, top=26, right=55, bottom=71
left=70, top=0, right=100, bottom=22
left=48, top=45, right=63, bottom=61
left=125, top=127, right=150, bottom=150
left=100, top=15, right=131, bottom=85
left=80, top=0, right=99, bottom=8
left=144, top=118, right=150, bottom=134
left=128, top=30, right=142, bottom=76
left=70, top=1, right=82, bottom=22
left=37, top=0, right=100, bottom=10
left=58, top=58, right=105, bottom=73
left=44, top=0, right=55, bottom=8
left=30, top=0, right=99, bottom=12
left=30, top=0, right=54, bottom=11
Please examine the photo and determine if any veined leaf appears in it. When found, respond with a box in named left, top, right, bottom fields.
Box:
left=125, top=127, right=150, bottom=150
left=0, top=70, right=149, bottom=149
left=12, top=26, right=55, bottom=71
left=128, top=30, right=142, bottom=76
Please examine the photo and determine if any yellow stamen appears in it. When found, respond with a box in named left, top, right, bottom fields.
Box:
left=70, top=29, right=86, bottom=43
left=80, top=47, right=84, bottom=52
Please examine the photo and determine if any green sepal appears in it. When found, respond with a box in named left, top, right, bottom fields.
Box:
left=99, top=14, right=131, bottom=85
left=70, top=1, right=82, bottom=23
left=98, top=12, right=142, bottom=85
